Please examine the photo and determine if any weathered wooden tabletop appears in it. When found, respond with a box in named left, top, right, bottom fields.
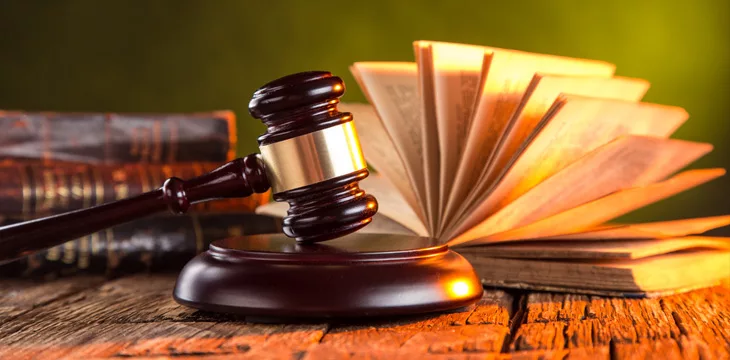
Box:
left=0, top=274, right=727, bottom=360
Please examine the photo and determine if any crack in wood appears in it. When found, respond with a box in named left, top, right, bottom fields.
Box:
left=315, top=323, right=331, bottom=344
left=113, top=322, right=220, bottom=357
left=501, top=292, right=526, bottom=353
left=609, top=338, right=618, bottom=360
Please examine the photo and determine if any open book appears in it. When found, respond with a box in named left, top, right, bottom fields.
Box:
left=258, top=41, right=730, bottom=296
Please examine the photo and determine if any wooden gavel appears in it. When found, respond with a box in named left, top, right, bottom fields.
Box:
left=0, top=71, right=379, bottom=263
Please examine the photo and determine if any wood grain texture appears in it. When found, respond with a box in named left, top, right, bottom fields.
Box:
left=0, top=274, right=728, bottom=359
left=0, top=276, right=105, bottom=323
left=319, top=289, right=513, bottom=355
left=506, top=285, right=730, bottom=359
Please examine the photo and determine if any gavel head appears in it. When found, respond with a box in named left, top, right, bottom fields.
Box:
left=248, top=71, right=378, bottom=243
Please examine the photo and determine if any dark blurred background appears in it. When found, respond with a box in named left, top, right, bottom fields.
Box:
left=1, top=0, right=728, bottom=230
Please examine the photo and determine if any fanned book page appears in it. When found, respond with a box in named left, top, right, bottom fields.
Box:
left=256, top=40, right=730, bottom=294
left=349, top=63, right=428, bottom=225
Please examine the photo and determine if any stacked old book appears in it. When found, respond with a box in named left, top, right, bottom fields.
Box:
left=0, top=110, right=279, bottom=278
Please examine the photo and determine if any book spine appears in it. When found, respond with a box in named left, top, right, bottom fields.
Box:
left=0, top=162, right=270, bottom=218
left=0, top=110, right=237, bottom=164
left=0, top=213, right=283, bottom=278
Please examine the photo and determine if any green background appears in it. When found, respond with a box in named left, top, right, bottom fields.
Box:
left=1, top=0, right=728, bottom=229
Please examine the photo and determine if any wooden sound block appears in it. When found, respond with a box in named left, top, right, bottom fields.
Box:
left=173, top=233, right=483, bottom=319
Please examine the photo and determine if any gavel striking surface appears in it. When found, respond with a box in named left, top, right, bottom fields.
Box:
left=173, top=232, right=483, bottom=319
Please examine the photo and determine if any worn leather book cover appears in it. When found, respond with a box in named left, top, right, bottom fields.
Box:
left=0, top=110, right=236, bottom=164
left=0, top=213, right=282, bottom=278
left=0, top=162, right=270, bottom=218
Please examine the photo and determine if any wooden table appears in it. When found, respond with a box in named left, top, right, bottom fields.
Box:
left=0, top=274, right=728, bottom=359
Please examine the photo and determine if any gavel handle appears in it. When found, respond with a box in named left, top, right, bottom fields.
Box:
left=0, top=155, right=270, bottom=264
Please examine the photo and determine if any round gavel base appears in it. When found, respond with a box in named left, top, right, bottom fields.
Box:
left=173, top=233, right=483, bottom=319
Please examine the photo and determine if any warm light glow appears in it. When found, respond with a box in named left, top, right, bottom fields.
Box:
left=342, top=121, right=366, bottom=170
left=367, top=202, right=376, bottom=209
left=333, top=84, right=343, bottom=92
left=447, top=279, right=471, bottom=298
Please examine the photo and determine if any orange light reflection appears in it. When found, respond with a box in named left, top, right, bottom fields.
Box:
left=447, top=278, right=473, bottom=298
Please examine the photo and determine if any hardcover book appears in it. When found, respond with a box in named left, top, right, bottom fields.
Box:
left=0, top=162, right=270, bottom=219
left=0, top=110, right=236, bottom=164
left=0, top=213, right=282, bottom=278
left=258, top=40, right=730, bottom=296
